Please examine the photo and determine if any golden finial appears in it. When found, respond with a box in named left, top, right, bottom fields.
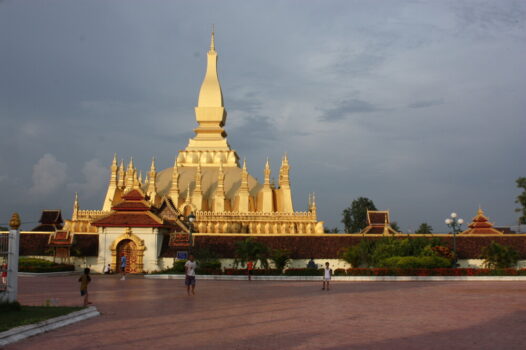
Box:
left=210, top=24, right=215, bottom=51
left=9, top=213, right=21, bottom=230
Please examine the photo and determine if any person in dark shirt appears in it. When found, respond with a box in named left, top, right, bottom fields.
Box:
left=78, top=268, right=92, bottom=306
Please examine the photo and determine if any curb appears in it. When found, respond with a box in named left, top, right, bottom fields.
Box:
left=0, top=306, right=100, bottom=347
left=145, top=274, right=526, bottom=282
left=19, top=271, right=77, bottom=277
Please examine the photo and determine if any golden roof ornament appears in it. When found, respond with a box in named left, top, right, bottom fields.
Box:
left=9, top=212, right=21, bottom=230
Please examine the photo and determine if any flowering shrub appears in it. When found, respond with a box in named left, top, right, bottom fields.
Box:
left=284, top=268, right=323, bottom=276
left=346, top=268, right=526, bottom=276
left=223, top=268, right=282, bottom=275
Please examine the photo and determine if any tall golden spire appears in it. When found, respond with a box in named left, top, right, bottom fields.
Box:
left=197, top=29, right=223, bottom=108
left=210, top=24, right=215, bottom=52
left=182, top=30, right=239, bottom=167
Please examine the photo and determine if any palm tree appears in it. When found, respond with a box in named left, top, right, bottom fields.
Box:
left=234, top=238, right=269, bottom=269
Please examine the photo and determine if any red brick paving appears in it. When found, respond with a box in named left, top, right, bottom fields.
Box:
left=4, top=275, right=526, bottom=349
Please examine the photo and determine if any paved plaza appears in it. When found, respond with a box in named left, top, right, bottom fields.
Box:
left=4, top=275, right=526, bottom=349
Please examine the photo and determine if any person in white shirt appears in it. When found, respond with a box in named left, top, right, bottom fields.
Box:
left=184, top=255, right=197, bottom=296
left=322, top=262, right=332, bottom=291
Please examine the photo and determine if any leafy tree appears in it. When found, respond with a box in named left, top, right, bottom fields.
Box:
left=341, top=239, right=377, bottom=267
left=516, top=177, right=526, bottom=226
left=341, top=197, right=377, bottom=233
left=0, top=226, right=8, bottom=231
left=415, top=223, right=433, bottom=234
left=270, top=249, right=291, bottom=271
left=480, top=242, right=519, bottom=269
left=234, top=238, right=269, bottom=269
left=390, top=221, right=401, bottom=232
left=324, top=227, right=340, bottom=233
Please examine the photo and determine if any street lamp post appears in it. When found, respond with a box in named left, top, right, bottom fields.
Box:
left=445, top=212, right=464, bottom=268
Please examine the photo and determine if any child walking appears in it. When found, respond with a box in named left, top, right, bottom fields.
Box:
left=78, top=268, right=92, bottom=306
left=322, top=262, right=332, bottom=291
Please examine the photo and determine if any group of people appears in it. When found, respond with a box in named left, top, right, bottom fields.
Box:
left=78, top=254, right=334, bottom=305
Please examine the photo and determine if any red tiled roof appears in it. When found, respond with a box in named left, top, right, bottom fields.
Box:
left=369, top=212, right=387, bottom=225
left=92, top=212, right=165, bottom=227
left=112, top=201, right=150, bottom=211
left=49, top=230, right=73, bottom=247
left=122, top=189, right=146, bottom=201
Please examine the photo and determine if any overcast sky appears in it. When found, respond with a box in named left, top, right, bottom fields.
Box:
left=1, top=0, right=525, bottom=232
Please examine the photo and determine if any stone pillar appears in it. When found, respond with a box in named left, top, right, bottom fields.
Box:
left=5, top=213, right=20, bottom=303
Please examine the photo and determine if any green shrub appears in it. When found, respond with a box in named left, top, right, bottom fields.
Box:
left=0, top=301, right=21, bottom=312
left=198, top=259, right=221, bottom=270
left=480, top=242, right=519, bottom=269
left=341, top=239, right=376, bottom=267
left=377, top=256, right=452, bottom=269
left=18, top=258, right=74, bottom=272
left=270, top=249, right=291, bottom=271
left=234, top=238, right=269, bottom=269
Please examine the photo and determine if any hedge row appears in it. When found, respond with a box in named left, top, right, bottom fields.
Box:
left=159, top=235, right=526, bottom=259
left=18, top=258, right=75, bottom=273
left=151, top=267, right=526, bottom=276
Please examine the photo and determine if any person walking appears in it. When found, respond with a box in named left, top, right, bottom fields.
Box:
left=247, top=260, right=254, bottom=281
left=78, top=268, right=92, bottom=306
left=184, top=255, right=197, bottom=296
left=322, top=262, right=332, bottom=291
left=120, top=255, right=127, bottom=280
left=1, top=263, right=7, bottom=286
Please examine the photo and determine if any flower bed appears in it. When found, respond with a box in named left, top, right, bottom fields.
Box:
left=346, top=268, right=526, bottom=276
left=224, top=268, right=282, bottom=275
left=284, top=268, right=323, bottom=276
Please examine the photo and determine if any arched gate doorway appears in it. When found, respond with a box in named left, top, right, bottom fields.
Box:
left=117, top=239, right=139, bottom=273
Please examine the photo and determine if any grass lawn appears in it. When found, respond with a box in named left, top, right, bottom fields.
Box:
left=0, top=305, right=83, bottom=332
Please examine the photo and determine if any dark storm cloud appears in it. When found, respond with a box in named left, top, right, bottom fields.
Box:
left=229, top=115, right=278, bottom=151
left=0, top=0, right=525, bottom=232
left=408, top=99, right=444, bottom=109
left=319, top=99, right=381, bottom=122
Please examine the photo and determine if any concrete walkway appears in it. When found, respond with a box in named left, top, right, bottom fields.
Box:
left=6, top=275, right=526, bottom=349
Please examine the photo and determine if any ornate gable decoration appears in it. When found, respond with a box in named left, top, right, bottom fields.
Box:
left=360, top=210, right=399, bottom=235
left=461, top=208, right=503, bottom=235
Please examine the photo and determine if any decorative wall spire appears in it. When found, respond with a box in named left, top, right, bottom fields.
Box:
left=214, top=162, right=226, bottom=212
left=125, top=157, right=134, bottom=189
left=118, top=159, right=125, bottom=189
left=169, top=157, right=180, bottom=202
left=279, top=153, right=290, bottom=188
left=192, top=163, right=204, bottom=210
left=310, top=193, right=317, bottom=217
left=132, top=163, right=140, bottom=189
left=195, top=163, right=202, bottom=194
left=264, top=158, right=271, bottom=186
left=109, top=153, right=118, bottom=186
left=72, top=192, right=79, bottom=221
left=147, top=157, right=157, bottom=202
left=241, top=159, right=249, bottom=192
left=217, top=162, right=225, bottom=192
